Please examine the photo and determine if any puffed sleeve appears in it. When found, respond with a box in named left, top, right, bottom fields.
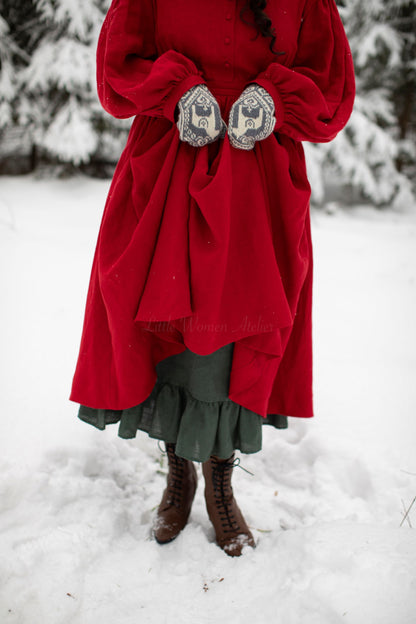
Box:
left=96, top=0, right=207, bottom=122
left=249, top=0, right=355, bottom=143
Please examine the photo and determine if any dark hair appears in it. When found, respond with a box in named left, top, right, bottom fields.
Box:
left=241, top=0, right=285, bottom=56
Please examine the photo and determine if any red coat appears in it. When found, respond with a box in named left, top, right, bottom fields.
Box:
left=69, top=0, right=355, bottom=419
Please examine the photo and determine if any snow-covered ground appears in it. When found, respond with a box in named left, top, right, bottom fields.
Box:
left=0, top=174, right=415, bottom=624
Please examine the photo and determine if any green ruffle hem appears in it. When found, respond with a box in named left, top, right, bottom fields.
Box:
left=77, top=343, right=288, bottom=463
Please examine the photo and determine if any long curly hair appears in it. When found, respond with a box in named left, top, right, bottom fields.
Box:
left=241, top=0, right=285, bottom=56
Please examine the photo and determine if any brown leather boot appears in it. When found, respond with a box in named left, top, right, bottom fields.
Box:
left=153, top=442, right=198, bottom=544
left=202, top=453, right=256, bottom=557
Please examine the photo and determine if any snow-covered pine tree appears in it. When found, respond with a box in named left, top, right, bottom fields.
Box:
left=390, top=0, right=416, bottom=177
left=17, top=0, right=128, bottom=171
left=307, top=0, right=415, bottom=208
left=0, top=1, right=33, bottom=132
left=0, top=1, right=37, bottom=171
left=0, top=15, right=18, bottom=129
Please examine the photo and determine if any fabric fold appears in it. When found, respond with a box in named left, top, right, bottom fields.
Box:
left=77, top=379, right=288, bottom=463
left=97, top=0, right=207, bottom=120
left=69, top=104, right=311, bottom=417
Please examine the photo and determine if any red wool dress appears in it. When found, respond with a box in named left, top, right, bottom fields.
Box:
left=69, top=0, right=355, bottom=420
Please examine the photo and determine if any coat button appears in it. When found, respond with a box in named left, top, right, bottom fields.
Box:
left=224, top=61, right=231, bottom=68
left=225, top=13, right=232, bottom=20
left=224, top=37, right=231, bottom=45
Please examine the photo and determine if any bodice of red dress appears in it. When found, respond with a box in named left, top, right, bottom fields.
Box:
left=69, top=0, right=355, bottom=418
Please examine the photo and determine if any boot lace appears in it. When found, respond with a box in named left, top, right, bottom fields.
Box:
left=211, top=456, right=245, bottom=534
left=164, top=442, right=188, bottom=509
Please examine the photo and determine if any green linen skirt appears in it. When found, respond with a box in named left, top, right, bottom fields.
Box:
left=77, top=342, right=288, bottom=462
